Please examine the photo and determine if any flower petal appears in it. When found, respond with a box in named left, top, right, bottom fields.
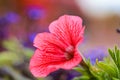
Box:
left=33, top=32, right=67, bottom=52
left=49, top=15, right=84, bottom=46
left=30, top=49, right=82, bottom=77
left=29, top=49, right=66, bottom=77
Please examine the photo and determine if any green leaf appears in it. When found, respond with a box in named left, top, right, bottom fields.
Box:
left=108, top=46, right=120, bottom=78
left=108, top=46, right=120, bottom=68
left=96, top=61, right=117, bottom=78
left=73, top=76, right=90, bottom=80
left=0, top=52, right=22, bottom=65
left=3, top=38, right=22, bottom=52
left=89, top=66, right=104, bottom=79
left=112, top=77, right=120, bottom=80
left=108, top=49, right=115, bottom=63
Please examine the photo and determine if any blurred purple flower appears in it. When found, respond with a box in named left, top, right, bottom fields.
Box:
left=0, top=17, right=9, bottom=39
left=49, top=69, right=80, bottom=80
left=29, top=33, right=37, bottom=42
left=27, top=8, right=45, bottom=20
left=67, top=70, right=80, bottom=80
left=5, top=12, right=20, bottom=23
left=84, top=48, right=107, bottom=65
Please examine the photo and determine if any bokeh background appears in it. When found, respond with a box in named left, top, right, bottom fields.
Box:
left=0, top=0, right=120, bottom=80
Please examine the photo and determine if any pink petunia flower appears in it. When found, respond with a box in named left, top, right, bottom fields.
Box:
left=29, top=15, right=85, bottom=77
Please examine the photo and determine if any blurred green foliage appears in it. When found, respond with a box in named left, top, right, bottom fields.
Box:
left=0, top=38, right=44, bottom=80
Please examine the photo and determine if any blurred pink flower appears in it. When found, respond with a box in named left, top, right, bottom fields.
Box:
left=29, top=15, right=84, bottom=77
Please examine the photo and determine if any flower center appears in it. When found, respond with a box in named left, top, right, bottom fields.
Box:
left=65, top=46, right=74, bottom=60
